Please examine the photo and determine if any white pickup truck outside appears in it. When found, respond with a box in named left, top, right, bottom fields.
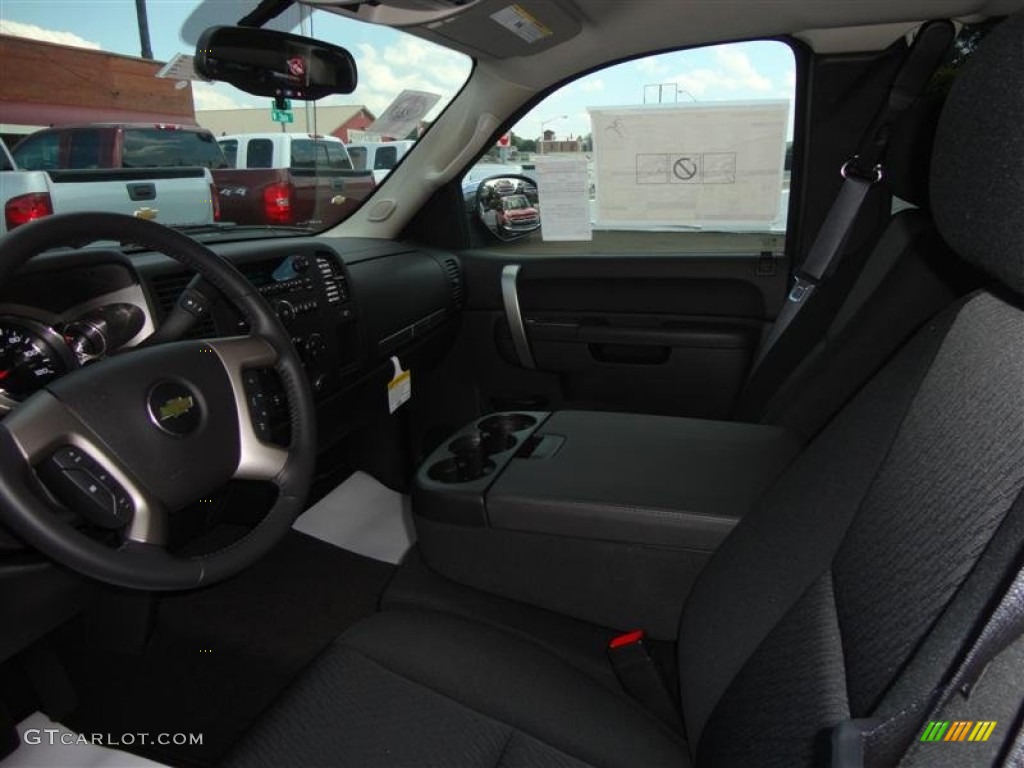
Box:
left=216, top=133, right=356, bottom=171
left=346, top=140, right=414, bottom=184
left=1, top=126, right=220, bottom=235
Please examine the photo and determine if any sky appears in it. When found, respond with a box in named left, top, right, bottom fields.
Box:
left=0, top=1, right=794, bottom=140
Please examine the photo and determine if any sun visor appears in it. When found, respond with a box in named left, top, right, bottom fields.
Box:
left=315, top=0, right=582, bottom=59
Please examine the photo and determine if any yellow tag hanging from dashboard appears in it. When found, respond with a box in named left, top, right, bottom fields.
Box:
left=387, top=356, right=412, bottom=414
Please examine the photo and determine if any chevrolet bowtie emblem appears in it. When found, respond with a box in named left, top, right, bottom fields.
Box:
left=158, top=395, right=195, bottom=422
left=134, top=207, right=159, bottom=221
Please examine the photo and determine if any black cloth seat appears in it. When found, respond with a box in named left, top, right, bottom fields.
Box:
left=226, top=609, right=688, bottom=768
left=226, top=14, right=1024, bottom=768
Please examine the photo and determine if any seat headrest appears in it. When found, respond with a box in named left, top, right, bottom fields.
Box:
left=930, top=13, right=1024, bottom=295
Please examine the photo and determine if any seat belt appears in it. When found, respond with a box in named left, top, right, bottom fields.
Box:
left=831, top=556, right=1024, bottom=767
left=750, top=20, right=955, bottom=373
left=606, top=630, right=682, bottom=730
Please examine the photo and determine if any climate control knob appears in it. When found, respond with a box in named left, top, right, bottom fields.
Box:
left=304, top=332, right=325, bottom=359
left=273, top=300, right=296, bottom=324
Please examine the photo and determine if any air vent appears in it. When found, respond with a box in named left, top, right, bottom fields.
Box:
left=442, top=257, right=463, bottom=308
left=315, top=252, right=351, bottom=305
left=149, top=271, right=217, bottom=339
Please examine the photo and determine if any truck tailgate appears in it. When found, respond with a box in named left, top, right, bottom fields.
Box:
left=46, top=168, right=214, bottom=226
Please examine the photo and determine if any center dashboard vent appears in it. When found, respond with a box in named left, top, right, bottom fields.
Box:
left=314, top=252, right=351, bottom=305
left=441, top=257, right=463, bottom=308
left=149, top=271, right=217, bottom=339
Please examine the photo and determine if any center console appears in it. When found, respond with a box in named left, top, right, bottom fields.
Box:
left=413, top=410, right=800, bottom=637
left=209, top=250, right=362, bottom=443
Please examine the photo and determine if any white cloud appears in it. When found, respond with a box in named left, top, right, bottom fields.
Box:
left=0, top=19, right=101, bottom=50
left=715, top=48, right=773, bottom=91
left=635, top=58, right=669, bottom=77
left=670, top=48, right=774, bottom=99
left=579, top=78, right=605, bottom=93
left=192, top=82, right=252, bottom=111
left=337, top=38, right=470, bottom=122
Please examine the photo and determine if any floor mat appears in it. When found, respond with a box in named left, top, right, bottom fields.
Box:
left=10, top=712, right=167, bottom=767
left=58, top=531, right=394, bottom=767
left=293, top=470, right=415, bottom=564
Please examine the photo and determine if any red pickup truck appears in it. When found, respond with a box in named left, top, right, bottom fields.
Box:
left=9, top=125, right=376, bottom=231
left=214, top=133, right=376, bottom=229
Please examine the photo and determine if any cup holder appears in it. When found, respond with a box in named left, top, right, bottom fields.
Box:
left=449, top=430, right=516, bottom=455
left=479, top=413, right=537, bottom=434
left=428, top=455, right=496, bottom=483
left=427, top=413, right=540, bottom=485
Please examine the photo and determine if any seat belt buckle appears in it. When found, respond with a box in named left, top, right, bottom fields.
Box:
left=607, top=630, right=681, bottom=729
left=788, top=274, right=817, bottom=303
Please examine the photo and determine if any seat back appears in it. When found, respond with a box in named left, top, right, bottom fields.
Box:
left=678, top=13, right=1024, bottom=766
left=736, top=93, right=971, bottom=440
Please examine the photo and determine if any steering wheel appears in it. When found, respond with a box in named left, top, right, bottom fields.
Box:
left=0, top=213, right=317, bottom=590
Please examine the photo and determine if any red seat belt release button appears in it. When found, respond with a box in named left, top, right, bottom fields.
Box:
left=607, top=629, right=680, bottom=729
left=609, top=629, right=645, bottom=650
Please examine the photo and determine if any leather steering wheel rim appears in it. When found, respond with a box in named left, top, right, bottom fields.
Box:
left=0, top=212, right=317, bottom=590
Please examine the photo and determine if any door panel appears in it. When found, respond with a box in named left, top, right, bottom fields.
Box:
left=460, top=251, right=788, bottom=418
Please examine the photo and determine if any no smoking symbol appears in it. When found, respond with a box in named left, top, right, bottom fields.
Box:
left=674, top=157, right=699, bottom=181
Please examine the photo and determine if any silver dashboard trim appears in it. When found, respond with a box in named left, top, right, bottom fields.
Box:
left=3, top=391, right=167, bottom=545
left=207, top=336, right=289, bottom=483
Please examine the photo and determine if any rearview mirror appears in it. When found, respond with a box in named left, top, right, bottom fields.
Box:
left=195, top=26, right=357, bottom=101
left=471, top=175, right=541, bottom=241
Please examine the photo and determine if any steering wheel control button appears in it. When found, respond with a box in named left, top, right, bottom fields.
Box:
left=148, top=381, right=202, bottom=436
left=242, top=368, right=276, bottom=441
left=52, top=446, right=87, bottom=469
left=39, top=449, right=131, bottom=529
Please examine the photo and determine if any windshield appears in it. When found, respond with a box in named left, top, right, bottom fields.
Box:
left=0, top=0, right=471, bottom=234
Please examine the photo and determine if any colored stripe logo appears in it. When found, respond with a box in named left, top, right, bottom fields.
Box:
left=920, top=721, right=997, bottom=742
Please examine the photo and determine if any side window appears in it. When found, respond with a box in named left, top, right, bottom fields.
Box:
left=374, top=146, right=398, bottom=170
left=219, top=139, right=238, bottom=167
left=246, top=139, right=274, bottom=169
left=324, top=143, right=353, bottom=170
left=315, top=143, right=331, bottom=169
left=13, top=132, right=61, bottom=171
left=462, top=40, right=795, bottom=252
left=348, top=147, right=367, bottom=170
left=122, top=129, right=227, bottom=168
left=68, top=130, right=102, bottom=169
left=290, top=140, right=316, bottom=169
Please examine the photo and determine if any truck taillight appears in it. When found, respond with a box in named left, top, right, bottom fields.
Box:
left=5, top=192, right=53, bottom=230
left=263, top=182, right=293, bottom=225
left=210, top=183, right=221, bottom=221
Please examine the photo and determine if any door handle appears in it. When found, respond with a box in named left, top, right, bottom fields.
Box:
left=127, top=183, right=156, bottom=201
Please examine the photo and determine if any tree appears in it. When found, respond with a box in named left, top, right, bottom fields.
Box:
left=512, top=136, right=536, bottom=153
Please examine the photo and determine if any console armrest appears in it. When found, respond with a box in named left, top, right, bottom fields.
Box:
left=487, top=410, right=800, bottom=550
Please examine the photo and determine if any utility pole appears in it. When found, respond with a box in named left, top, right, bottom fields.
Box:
left=135, top=0, right=153, bottom=60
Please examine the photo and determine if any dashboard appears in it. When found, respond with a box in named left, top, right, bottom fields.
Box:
left=0, top=233, right=464, bottom=663
left=0, top=235, right=464, bottom=451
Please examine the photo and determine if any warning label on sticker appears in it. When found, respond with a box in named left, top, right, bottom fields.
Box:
left=491, top=4, right=552, bottom=44
left=590, top=101, right=789, bottom=226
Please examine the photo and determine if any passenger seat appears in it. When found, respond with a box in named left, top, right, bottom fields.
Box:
left=737, top=93, right=980, bottom=442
